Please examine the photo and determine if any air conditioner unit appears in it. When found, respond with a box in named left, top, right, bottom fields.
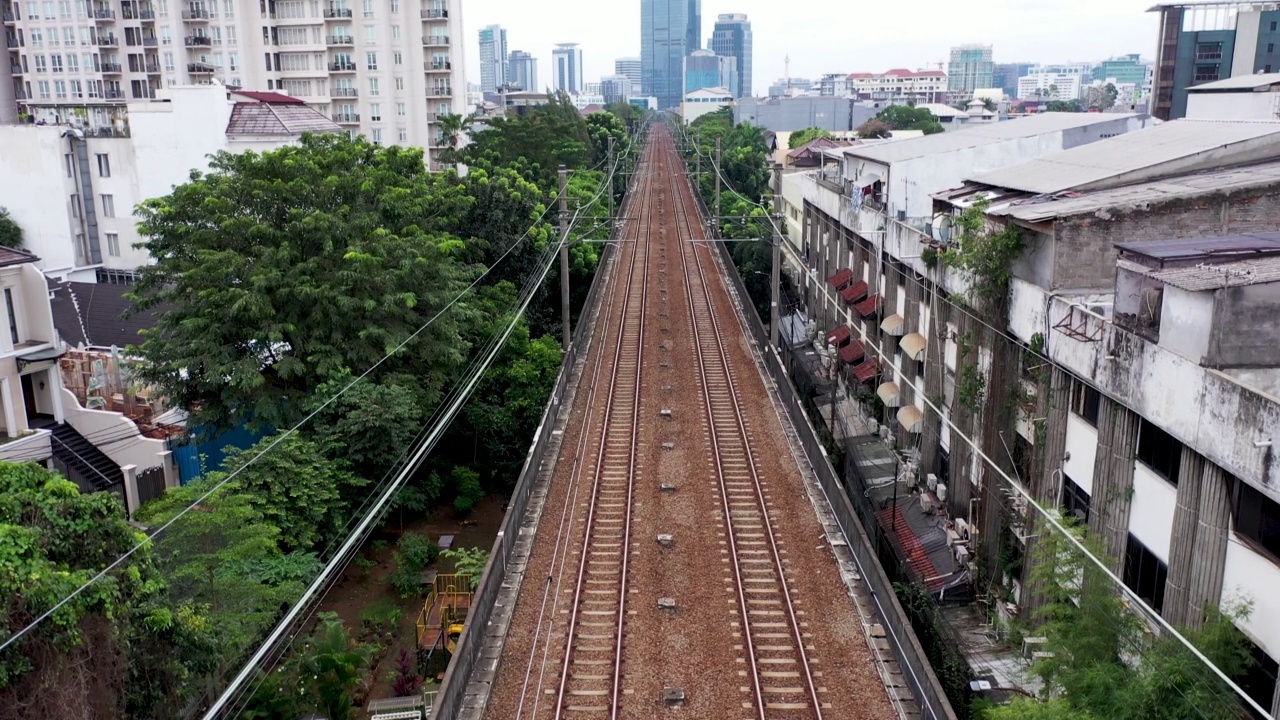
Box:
left=954, top=517, right=969, bottom=539
left=937, top=482, right=948, bottom=503
left=920, top=493, right=934, bottom=514
left=926, top=473, right=939, bottom=491
left=879, top=425, right=892, bottom=441
left=867, top=418, right=879, bottom=435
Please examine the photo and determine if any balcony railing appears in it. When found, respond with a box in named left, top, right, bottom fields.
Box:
left=425, top=59, right=450, bottom=71
left=332, top=87, right=358, bottom=96
left=145, top=61, right=160, bottom=72
left=329, top=61, right=356, bottom=71
left=138, top=8, right=155, bottom=18
left=421, top=8, right=447, bottom=18
left=181, top=9, right=210, bottom=20
left=142, top=37, right=157, bottom=46
left=6, top=36, right=21, bottom=47
left=422, top=36, right=449, bottom=46
left=1193, top=73, right=1220, bottom=83
left=92, top=9, right=116, bottom=19
left=1195, top=52, right=1222, bottom=61
left=103, top=89, right=125, bottom=99
left=187, top=62, right=214, bottom=73
left=96, top=35, right=117, bottom=46
left=183, top=35, right=211, bottom=46
left=324, top=7, right=353, bottom=18
left=327, top=35, right=354, bottom=45
left=426, top=85, right=452, bottom=97
left=331, top=112, right=360, bottom=123
left=100, top=62, right=122, bottom=73
left=2, top=10, right=16, bottom=22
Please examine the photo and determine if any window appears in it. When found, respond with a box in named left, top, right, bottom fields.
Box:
left=37, top=80, right=50, bottom=98
left=66, top=52, right=77, bottom=71
left=394, top=76, right=403, bottom=90
left=1234, top=478, right=1280, bottom=562
left=1270, top=43, right=1276, bottom=53
left=64, top=153, right=74, bottom=177
left=361, top=0, right=371, bottom=16
left=1061, top=474, right=1090, bottom=523
left=398, top=127, right=406, bottom=142
left=369, top=102, right=381, bottom=120
left=229, top=52, right=238, bottom=70
left=226, top=26, right=236, bottom=45
left=368, top=77, right=378, bottom=95
left=53, top=79, right=65, bottom=97
left=389, top=0, right=397, bottom=10
left=1123, top=534, right=1167, bottom=612
left=370, top=127, right=382, bottom=144
left=3, top=289, right=18, bottom=345
left=391, top=24, right=399, bottom=40
left=69, top=193, right=80, bottom=218
left=69, top=79, right=81, bottom=97
left=30, top=29, right=41, bottom=46
left=105, top=232, right=119, bottom=256
left=50, top=53, right=62, bottom=72
left=33, top=54, right=45, bottom=72
left=100, top=194, right=114, bottom=218
left=95, top=152, right=110, bottom=177
left=393, top=50, right=401, bottom=65
left=1240, top=639, right=1278, bottom=720
left=396, top=101, right=405, bottom=116
left=363, top=24, right=374, bottom=42
left=163, top=51, right=173, bottom=70
left=1070, top=379, right=1100, bottom=427
left=365, top=51, right=376, bottom=69
left=1272, top=21, right=1278, bottom=31
left=1136, top=419, right=1182, bottom=486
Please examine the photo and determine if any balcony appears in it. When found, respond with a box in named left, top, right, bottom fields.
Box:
left=96, top=35, right=118, bottom=46
left=327, top=35, right=354, bottom=46
left=1193, top=73, right=1220, bottom=83
left=103, top=89, right=125, bottom=99
left=142, top=37, right=157, bottom=46
left=331, top=112, right=360, bottom=123
left=420, top=8, right=447, bottom=19
left=329, top=60, right=356, bottom=71
left=138, top=8, right=155, bottom=19
left=426, top=85, right=451, bottom=97
left=183, top=35, right=211, bottom=47
left=422, top=35, right=449, bottom=47
left=324, top=7, right=353, bottom=18
left=9, top=63, right=22, bottom=75
left=91, top=9, right=116, bottom=20
left=2, top=10, right=15, bottom=22
left=181, top=8, right=210, bottom=20
left=6, top=36, right=20, bottom=48
left=100, top=62, right=122, bottom=73
left=144, top=61, right=160, bottom=73
left=187, top=62, right=214, bottom=74
left=425, top=59, right=450, bottom=71
left=331, top=87, right=358, bottom=97
left=1195, top=52, right=1223, bottom=61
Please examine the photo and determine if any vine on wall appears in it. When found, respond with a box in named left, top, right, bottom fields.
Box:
left=943, top=197, right=1024, bottom=310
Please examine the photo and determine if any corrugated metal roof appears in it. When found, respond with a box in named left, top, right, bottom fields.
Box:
left=225, top=103, right=343, bottom=136
left=1117, top=232, right=1280, bottom=260
left=1148, top=256, right=1280, bottom=291
left=1185, top=73, right=1280, bottom=92
left=995, top=160, right=1280, bottom=222
left=842, top=112, right=1143, bottom=164
left=968, top=119, right=1280, bottom=195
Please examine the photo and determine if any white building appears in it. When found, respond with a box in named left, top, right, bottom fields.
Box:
left=477, top=24, right=507, bottom=93
left=551, top=43, right=583, bottom=95
left=846, top=68, right=948, bottom=104
left=614, top=56, right=641, bottom=89
left=0, top=83, right=340, bottom=281
left=600, top=74, right=631, bottom=104
left=1184, top=72, right=1280, bottom=120
left=680, top=85, right=731, bottom=124
left=1017, top=63, right=1093, bottom=101
left=1, top=0, right=465, bottom=162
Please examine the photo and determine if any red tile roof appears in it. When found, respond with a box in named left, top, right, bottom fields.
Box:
left=230, top=90, right=305, bottom=104
left=826, top=324, right=851, bottom=346
left=0, top=246, right=38, bottom=268
left=876, top=505, right=944, bottom=589
left=855, top=293, right=881, bottom=317
left=852, top=357, right=879, bottom=382
left=827, top=268, right=854, bottom=289
left=841, top=279, right=869, bottom=303
left=839, top=340, right=865, bottom=364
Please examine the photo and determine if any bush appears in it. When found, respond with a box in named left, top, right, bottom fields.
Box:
left=452, top=466, right=483, bottom=515
left=388, top=552, right=421, bottom=597
left=398, top=532, right=440, bottom=569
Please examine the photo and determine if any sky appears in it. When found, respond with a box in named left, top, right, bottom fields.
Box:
left=461, top=0, right=1162, bottom=94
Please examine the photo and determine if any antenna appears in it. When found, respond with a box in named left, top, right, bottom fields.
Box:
left=785, top=54, right=791, bottom=95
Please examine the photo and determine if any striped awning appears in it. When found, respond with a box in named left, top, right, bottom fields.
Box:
left=880, top=313, right=905, bottom=336
left=839, top=340, right=865, bottom=364
left=876, top=381, right=901, bottom=408
left=826, top=324, right=851, bottom=346
left=897, top=405, right=924, bottom=433
left=827, top=268, right=854, bottom=289
left=840, top=279, right=869, bottom=303
left=852, top=357, right=879, bottom=382
left=900, top=332, right=927, bottom=361
left=855, top=294, right=881, bottom=318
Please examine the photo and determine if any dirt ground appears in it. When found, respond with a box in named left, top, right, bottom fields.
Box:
left=313, top=493, right=507, bottom=714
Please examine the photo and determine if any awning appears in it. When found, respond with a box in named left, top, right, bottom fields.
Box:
left=876, top=381, right=901, bottom=408
left=840, top=279, right=869, bottom=303
left=900, top=332, right=927, bottom=361
left=825, top=324, right=851, bottom=346
left=827, top=268, right=854, bottom=289
left=852, top=357, right=879, bottom=382
left=839, top=340, right=865, bottom=364
left=855, top=294, right=881, bottom=318
left=856, top=172, right=882, bottom=188
left=880, top=313, right=905, bottom=336
left=16, top=346, right=66, bottom=373
left=897, top=405, right=924, bottom=433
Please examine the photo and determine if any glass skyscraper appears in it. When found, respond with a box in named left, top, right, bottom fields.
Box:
left=642, top=0, right=702, bottom=109
left=708, top=13, right=752, bottom=98
left=479, top=25, right=509, bottom=94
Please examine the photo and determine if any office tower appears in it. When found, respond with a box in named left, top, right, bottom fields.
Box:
left=684, top=48, right=735, bottom=94
left=1, top=0, right=466, bottom=162
left=615, top=56, right=642, bottom=89
left=992, top=62, right=1033, bottom=98
left=601, top=74, right=632, bottom=103
left=552, top=43, right=583, bottom=94
left=641, top=0, right=701, bottom=109
left=478, top=24, right=507, bottom=93
left=708, top=13, right=750, bottom=97
left=947, top=44, right=994, bottom=96
left=508, top=49, right=538, bottom=92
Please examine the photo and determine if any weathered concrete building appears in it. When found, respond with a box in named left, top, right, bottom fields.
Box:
left=784, top=118, right=1280, bottom=714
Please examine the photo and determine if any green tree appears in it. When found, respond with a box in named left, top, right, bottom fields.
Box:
left=856, top=118, right=892, bottom=139
left=875, top=104, right=945, bottom=135
left=0, top=208, right=22, bottom=249
left=298, top=613, right=372, bottom=720
left=461, top=90, right=592, bottom=190
left=129, top=133, right=472, bottom=431
left=307, top=374, right=426, bottom=481
left=221, top=432, right=363, bottom=552
left=441, top=547, right=489, bottom=589
left=450, top=465, right=483, bottom=515
left=1045, top=100, right=1083, bottom=112
left=788, top=126, right=833, bottom=148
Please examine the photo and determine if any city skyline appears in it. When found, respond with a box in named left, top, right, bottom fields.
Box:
left=463, top=0, right=1159, bottom=99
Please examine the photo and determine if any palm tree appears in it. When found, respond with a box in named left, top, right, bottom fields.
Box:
left=436, top=112, right=474, bottom=164
left=300, top=613, right=372, bottom=720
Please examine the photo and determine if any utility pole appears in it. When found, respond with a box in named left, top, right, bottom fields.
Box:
left=770, top=163, right=783, bottom=349
left=715, top=136, right=722, bottom=236
left=695, top=145, right=701, bottom=186
left=607, top=135, right=615, bottom=230
left=558, top=165, right=571, bottom=354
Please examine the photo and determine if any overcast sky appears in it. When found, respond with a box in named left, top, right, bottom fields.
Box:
left=461, top=0, right=1161, bottom=93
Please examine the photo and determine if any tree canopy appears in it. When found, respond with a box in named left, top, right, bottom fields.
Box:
left=1044, top=100, right=1083, bottom=112
left=0, top=208, right=22, bottom=249
left=856, top=118, right=892, bottom=139
left=874, top=104, right=945, bottom=135
left=788, top=127, right=833, bottom=148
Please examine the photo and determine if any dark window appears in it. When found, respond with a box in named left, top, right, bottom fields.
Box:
left=1123, top=534, right=1167, bottom=612
left=1062, top=474, right=1090, bottom=524
left=1270, top=43, right=1276, bottom=53
left=1240, top=638, right=1279, bottom=720
left=1194, top=64, right=1222, bottom=83
left=1137, top=420, right=1182, bottom=486
left=4, top=288, right=17, bottom=345
left=1272, top=21, right=1277, bottom=31
left=1070, top=379, right=1100, bottom=427
left=1234, top=479, right=1280, bottom=562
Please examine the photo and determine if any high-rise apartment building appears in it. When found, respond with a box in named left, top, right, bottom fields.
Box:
left=641, top=0, right=700, bottom=109
left=551, top=42, right=582, bottom=94
left=478, top=23, right=507, bottom=93
left=707, top=12, right=750, bottom=98
left=1149, top=2, right=1280, bottom=120
left=508, top=49, right=537, bottom=92
left=614, top=56, right=641, bottom=88
left=1017, top=62, right=1093, bottom=101
left=1, top=0, right=465, bottom=164
left=947, top=44, right=994, bottom=97
left=684, top=48, right=734, bottom=94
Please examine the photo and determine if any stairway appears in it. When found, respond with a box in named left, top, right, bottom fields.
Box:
left=51, top=423, right=123, bottom=492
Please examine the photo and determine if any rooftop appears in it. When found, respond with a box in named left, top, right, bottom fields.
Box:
left=843, top=112, right=1145, bottom=164
left=0, top=246, right=39, bottom=268
left=1117, top=232, right=1280, bottom=262
left=1145, top=256, right=1280, bottom=291
left=49, top=281, right=170, bottom=350
left=1184, top=72, right=1280, bottom=92
left=225, top=103, right=343, bottom=136
left=967, top=119, right=1280, bottom=194
left=228, top=90, right=306, bottom=104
